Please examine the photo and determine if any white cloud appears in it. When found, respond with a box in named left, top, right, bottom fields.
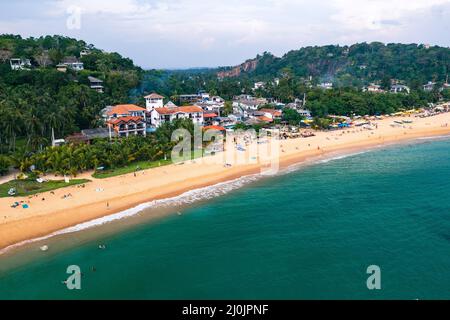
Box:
left=2, top=0, right=449, bottom=67
left=330, top=0, right=450, bottom=30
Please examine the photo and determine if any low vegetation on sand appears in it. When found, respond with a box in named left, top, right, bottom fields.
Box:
left=0, top=179, right=90, bottom=198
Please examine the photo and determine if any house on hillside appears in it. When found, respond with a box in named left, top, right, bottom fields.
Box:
left=363, top=84, right=385, bottom=93
left=56, top=64, right=68, bottom=72
left=390, top=84, right=410, bottom=94
left=318, top=82, right=333, bottom=90
left=423, top=81, right=436, bottom=92
left=254, top=82, right=265, bottom=90
left=61, top=56, right=84, bottom=71
left=10, top=58, right=31, bottom=70
left=80, top=49, right=91, bottom=57
left=88, top=76, right=104, bottom=93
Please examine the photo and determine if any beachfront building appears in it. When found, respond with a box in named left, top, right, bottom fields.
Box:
left=88, top=76, right=104, bottom=93
left=103, top=104, right=147, bottom=120
left=102, top=104, right=147, bottom=137
left=145, top=93, right=164, bottom=111
left=149, top=105, right=204, bottom=128
left=108, top=117, right=147, bottom=137
left=66, top=128, right=118, bottom=144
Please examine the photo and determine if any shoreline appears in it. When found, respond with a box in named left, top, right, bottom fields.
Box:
left=2, top=113, right=450, bottom=254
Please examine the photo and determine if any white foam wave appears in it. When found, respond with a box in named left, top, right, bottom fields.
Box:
left=0, top=173, right=262, bottom=255
left=415, top=135, right=450, bottom=141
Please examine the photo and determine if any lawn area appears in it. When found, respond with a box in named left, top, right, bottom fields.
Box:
left=92, top=159, right=172, bottom=179
left=0, top=179, right=91, bottom=198
left=92, top=150, right=205, bottom=179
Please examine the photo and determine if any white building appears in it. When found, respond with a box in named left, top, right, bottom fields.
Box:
left=199, top=91, right=210, bottom=101
left=103, top=104, right=147, bottom=137
left=80, top=50, right=90, bottom=57
left=297, top=109, right=312, bottom=118
left=10, top=58, right=31, bottom=70
left=318, top=82, right=333, bottom=90
left=61, top=57, right=84, bottom=71
left=254, top=82, right=265, bottom=90
left=145, top=93, right=164, bottom=111
left=232, top=99, right=260, bottom=111
left=423, top=81, right=436, bottom=92
left=103, top=104, right=147, bottom=121
left=149, top=105, right=204, bottom=128
left=390, top=84, right=410, bottom=94
left=364, top=84, right=385, bottom=93
left=210, top=96, right=224, bottom=104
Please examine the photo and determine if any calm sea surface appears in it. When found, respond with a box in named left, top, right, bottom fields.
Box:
left=1, top=138, right=450, bottom=299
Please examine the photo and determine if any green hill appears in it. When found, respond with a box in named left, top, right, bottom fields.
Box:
left=0, top=34, right=143, bottom=153
left=217, top=43, right=450, bottom=88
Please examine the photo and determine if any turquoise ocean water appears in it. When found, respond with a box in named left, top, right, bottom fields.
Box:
left=1, top=138, right=450, bottom=299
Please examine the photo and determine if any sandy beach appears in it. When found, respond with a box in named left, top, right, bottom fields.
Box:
left=2, top=112, right=450, bottom=251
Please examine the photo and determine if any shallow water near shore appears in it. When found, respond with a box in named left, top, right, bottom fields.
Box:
left=1, top=137, right=450, bottom=299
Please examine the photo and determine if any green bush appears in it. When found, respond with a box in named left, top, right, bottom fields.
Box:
left=0, top=155, right=11, bottom=176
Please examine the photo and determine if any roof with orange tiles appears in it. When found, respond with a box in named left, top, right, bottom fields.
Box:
left=257, top=116, right=273, bottom=123
left=154, top=105, right=203, bottom=115
left=203, top=112, right=218, bottom=118
left=203, top=125, right=226, bottom=131
left=144, top=93, right=164, bottom=99
left=107, top=116, right=145, bottom=125
left=107, top=104, right=146, bottom=116
left=260, top=108, right=282, bottom=116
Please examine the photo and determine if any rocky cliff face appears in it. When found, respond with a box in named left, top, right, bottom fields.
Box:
left=217, top=58, right=258, bottom=79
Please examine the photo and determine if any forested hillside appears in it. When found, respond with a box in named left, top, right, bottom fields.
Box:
left=0, top=35, right=142, bottom=153
left=218, top=43, right=450, bottom=88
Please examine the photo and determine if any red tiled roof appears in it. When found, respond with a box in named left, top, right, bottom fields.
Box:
left=107, top=116, right=144, bottom=125
left=154, top=106, right=203, bottom=115
left=257, top=116, right=273, bottom=123
left=260, top=108, right=282, bottom=116
left=144, top=93, right=164, bottom=99
left=203, top=112, right=218, bottom=118
left=107, top=104, right=146, bottom=116
left=203, top=125, right=226, bottom=131
left=178, top=106, right=203, bottom=113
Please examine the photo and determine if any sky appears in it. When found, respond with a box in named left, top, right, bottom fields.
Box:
left=1, top=0, right=449, bottom=69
